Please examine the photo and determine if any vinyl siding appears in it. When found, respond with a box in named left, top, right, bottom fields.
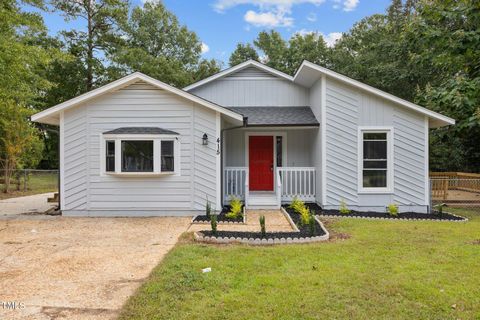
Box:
left=189, top=67, right=308, bottom=107
left=63, top=107, right=88, bottom=210
left=325, top=79, right=359, bottom=205
left=62, top=81, right=219, bottom=214
left=324, top=78, right=427, bottom=210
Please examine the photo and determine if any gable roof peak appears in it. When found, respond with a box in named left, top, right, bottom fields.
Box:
left=31, top=72, right=244, bottom=125
left=184, top=60, right=293, bottom=91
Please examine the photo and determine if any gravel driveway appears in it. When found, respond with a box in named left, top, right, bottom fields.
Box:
left=0, top=215, right=191, bottom=319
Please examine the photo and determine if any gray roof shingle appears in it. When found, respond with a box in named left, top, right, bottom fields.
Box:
left=103, top=127, right=179, bottom=135
left=227, top=106, right=319, bottom=127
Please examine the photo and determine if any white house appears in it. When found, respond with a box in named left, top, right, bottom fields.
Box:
left=32, top=60, right=455, bottom=216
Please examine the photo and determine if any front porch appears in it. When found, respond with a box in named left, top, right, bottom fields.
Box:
left=224, top=167, right=316, bottom=208
left=222, top=128, right=318, bottom=209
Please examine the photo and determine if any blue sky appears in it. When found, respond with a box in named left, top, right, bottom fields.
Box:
left=27, top=0, right=391, bottom=65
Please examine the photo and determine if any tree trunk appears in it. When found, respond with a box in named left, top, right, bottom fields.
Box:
left=86, top=2, right=94, bottom=91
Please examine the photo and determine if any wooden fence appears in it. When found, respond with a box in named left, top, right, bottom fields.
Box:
left=430, top=172, right=480, bottom=200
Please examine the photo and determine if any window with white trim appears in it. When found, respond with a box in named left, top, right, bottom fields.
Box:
left=360, top=129, right=392, bottom=191
left=102, top=136, right=179, bottom=175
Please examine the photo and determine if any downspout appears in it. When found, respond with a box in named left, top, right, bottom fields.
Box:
left=220, top=116, right=248, bottom=207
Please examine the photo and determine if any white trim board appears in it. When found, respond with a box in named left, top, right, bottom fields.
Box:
left=59, top=111, right=65, bottom=211
left=31, top=72, right=244, bottom=125
left=320, top=75, right=327, bottom=205
left=184, top=60, right=293, bottom=91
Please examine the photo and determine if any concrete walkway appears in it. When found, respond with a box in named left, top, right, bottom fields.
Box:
left=0, top=193, right=56, bottom=216
left=188, top=209, right=295, bottom=233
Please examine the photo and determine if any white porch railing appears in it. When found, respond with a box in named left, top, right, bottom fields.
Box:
left=277, top=167, right=316, bottom=202
left=224, top=167, right=316, bottom=204
left=224, top=167, right=248, bottom=202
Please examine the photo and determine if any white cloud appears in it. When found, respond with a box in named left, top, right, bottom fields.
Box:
left=331, top=0, right=358, bottom=11
left=306, top=12, right=317, bottom=22
left=214, top=0, right=325, bottom=28
left=141, top=0, right=160, bottom=3
left=342, top=0, right=359, bottom=11
left=323, top=31, right=342, bottom=46
left=201, top=42, right=210, bottom=54
left=244, top=10, right=293, bottom=27
left=214, top=0, right=326, bottom=13
left=295, top=29, right=342, bottom=47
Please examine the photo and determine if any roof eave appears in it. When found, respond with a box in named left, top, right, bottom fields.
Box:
left=294, top=60, right=455, bottom=128
left=31, top=72, right=244, bottom=125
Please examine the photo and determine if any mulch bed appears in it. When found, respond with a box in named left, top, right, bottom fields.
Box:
left=291, top=203, right=466, bottom=221
left=192, top=205, right=244, bottom=223
left=199, top=210, right=327, bottom=240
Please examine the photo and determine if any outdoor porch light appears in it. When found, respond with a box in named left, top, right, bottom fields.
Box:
left=202, top=133, right=208, bottom=145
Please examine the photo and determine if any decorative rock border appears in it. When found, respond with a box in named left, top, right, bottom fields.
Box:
left=316, top=211, right=468, bottom=222
left=280, top=206, right=300, bottom=232
left=191, top=206, right=246, bottom=225
left=194, top=216, right=330, bottom=246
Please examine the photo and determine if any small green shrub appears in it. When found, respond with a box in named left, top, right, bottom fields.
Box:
left=299, top=206, right=311, bottom=225
left=387, top=203, right=399, bottom=216
left=226, top=196, right=242, bottom=219
left=210, top=214, right=217, bottom=235
left=259, top=215, right=266, bottom=237
left=339, top=199, right=351, bottom=215
left=308, top=214, right=316, bottom=236
left=289, top=196, right=305, bottom=214
left=434, top=203, right=446, bottom=215
left=205, top=198, right=211, bottom=218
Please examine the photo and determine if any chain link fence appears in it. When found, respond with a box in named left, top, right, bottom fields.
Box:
left=0, top=169, right=58, bottom=200
left=430, top=172, right=480, bottom=212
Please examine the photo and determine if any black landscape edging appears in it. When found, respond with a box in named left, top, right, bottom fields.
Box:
left=290, top=203, right=467, bottom=222
left=192, top=205, right=245, bottom=224
left=194, top=210, right=329, bottom=245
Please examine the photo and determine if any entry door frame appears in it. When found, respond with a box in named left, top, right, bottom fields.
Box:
left=245, top=131, right=287, bottom=192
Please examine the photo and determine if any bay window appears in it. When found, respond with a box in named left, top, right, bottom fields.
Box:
left=102, top=132, right=179, bottom=175
left=359, top=128, right=393, bottom=192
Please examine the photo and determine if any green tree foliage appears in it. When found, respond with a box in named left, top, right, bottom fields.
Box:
left=410, top=0, right=480, bottom=171
left=286, top=32, right=330, bottom=73
left=51, top=0, right=129, bottom=91
left=112, top=1, right=220, bottom=87
left=0, top=101, right=44, bottom=192
left=0, top=1, right=59, bottom=178
left=229, top=30, right=330, bottom=75
left=0, top=0, right=58, bottom=104
left=229, top=43, right=259, bottom=66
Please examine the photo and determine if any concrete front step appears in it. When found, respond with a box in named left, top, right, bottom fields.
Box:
left=247, top=205, right=280, bottom=210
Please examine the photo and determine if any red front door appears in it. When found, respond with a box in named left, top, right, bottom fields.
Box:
left=249, top=136, right=274, bottom=191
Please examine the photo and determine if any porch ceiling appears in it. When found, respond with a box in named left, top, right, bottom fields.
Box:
left=227, top=106, right=319, bottom=127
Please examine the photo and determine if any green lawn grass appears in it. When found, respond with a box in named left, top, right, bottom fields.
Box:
left=0, top=172, right=58, bottom=200
left=120, top=208, right=480, bottom=320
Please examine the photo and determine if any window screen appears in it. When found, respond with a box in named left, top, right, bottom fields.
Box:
left=362, top=132, right=387, bottom=188
left=161, top=140, right=174, bottom=172
left=106, top=140, right=115, bottom=172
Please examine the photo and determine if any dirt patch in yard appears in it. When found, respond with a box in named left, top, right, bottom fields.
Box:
left=0, top=216, right=191, bottom=319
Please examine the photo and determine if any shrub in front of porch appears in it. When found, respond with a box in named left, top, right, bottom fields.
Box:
left=225, top=196, right=243, bottom=219
left=289, top=196, right=314, bottom=227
